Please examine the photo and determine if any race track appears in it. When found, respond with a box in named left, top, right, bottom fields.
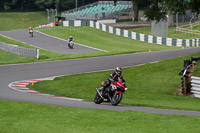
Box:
left=0, top=30, right=105, bottom=54
left=0, top=30, right=200, bottom=116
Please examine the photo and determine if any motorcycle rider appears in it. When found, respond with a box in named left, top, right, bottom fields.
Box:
left=68, top=36, right=74, bottom=48
left=28, top=27, right=33, bottom=34
left=68, top=36, right=74, bottom=43
left=102, top=67, right=125, bottom=92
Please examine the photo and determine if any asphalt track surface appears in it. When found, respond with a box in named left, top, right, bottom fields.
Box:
left=0, top=30, right=104, bottom=54
left=0, top=30, right=200, bottom=116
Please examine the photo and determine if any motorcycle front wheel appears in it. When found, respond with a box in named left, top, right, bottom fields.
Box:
left=94, top=92, right=103, bottom=104
left=111, top=92, right=123, bottom=106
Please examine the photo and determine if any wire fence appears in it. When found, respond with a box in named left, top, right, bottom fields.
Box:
left=0, top=41, right=39, bottom=59
left=151, top=20, right=168, bottom=38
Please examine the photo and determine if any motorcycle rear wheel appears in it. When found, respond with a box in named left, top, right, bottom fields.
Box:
left=111, top=92, right=122, bottom=106
left=68, top=43, right=73, bottom=49
left=30, top=32, right=33, bottom=37
left=94, top=92, right=103, bottom=104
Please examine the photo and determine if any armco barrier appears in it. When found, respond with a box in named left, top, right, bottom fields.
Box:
left=0, top=41, right=39, bottom=59
left=191, top=76, right=200, bottom=98
left=61, top=20, right=200, bottom=47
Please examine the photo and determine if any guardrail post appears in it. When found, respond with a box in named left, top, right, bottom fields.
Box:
left=36, top=49, right=39, bottom=59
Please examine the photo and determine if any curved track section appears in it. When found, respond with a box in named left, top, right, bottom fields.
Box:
left=9, top=77, right=84, bottom=101
left=0, top=30, right=104, bottom=54
left=1, top=48, right=200, bottom=116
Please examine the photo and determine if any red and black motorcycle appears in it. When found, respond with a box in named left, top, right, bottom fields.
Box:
left=94, top=77, right=128, bottom=106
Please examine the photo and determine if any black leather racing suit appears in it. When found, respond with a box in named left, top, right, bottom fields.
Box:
left=68, top=38, right=74, bottom=42
left=103, top=72, right=125, bottom=90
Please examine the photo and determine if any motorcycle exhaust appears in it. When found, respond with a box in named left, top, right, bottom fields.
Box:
left=96, top=88, right=104, bottom=99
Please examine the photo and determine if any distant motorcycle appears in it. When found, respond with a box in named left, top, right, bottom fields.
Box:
left=94, top=77, right=128, bottom=106
left=29, top=30, right=33, bottom=37
left=68, top=41, right=74, bottom=49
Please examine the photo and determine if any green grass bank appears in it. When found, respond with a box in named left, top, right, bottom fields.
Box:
left=40, top=27, right=180, bottom=53
left=0, top=99, right=200, bottom=133
left=0, top=12, right=47, bottom=31
left=193, top=62, right=200, bottom=77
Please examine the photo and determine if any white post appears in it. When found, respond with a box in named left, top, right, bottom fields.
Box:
left=46, top=9, right=50, bottom=23
left=36, top=49, right=39, bottom=59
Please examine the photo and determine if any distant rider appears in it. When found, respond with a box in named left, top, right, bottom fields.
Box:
left=28, top=27, right=33, bottom=34
left=102, top=67, right=125, bottom=92
left=68, top=36, right=74, bottom=43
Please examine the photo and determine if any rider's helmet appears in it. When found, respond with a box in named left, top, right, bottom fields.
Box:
left=70, top=36, right=72, bottom=39
left=29, top=27, right=32, bottom=29
left=116, top=67, right=122, bottom=76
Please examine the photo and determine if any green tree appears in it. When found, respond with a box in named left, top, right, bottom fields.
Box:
left=143, top=0, right=186, bottom=26
left=189, top=0, right=200, bottom=15
left=1, top=0, right=13, bottom=11
left=58, top=0, right=75, bottom=11
left=35, top=0, right=53, bottom=9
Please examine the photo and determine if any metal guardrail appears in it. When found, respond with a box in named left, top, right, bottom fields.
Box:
left=191, top=76, right=200, bottom=98
left=0, top=41, right=39, bottom=59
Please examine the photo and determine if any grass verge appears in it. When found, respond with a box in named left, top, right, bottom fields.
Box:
left=28, top=52, right=200, bottom=111
left=193, top=62, right=200, bottom=77
left=0, top=99, right=200, bottom=133
left=0, top=12, right=47, bottom=31
left=40, top=27, right=180, bottom=53
left=0, top=50, right=35, bottom=64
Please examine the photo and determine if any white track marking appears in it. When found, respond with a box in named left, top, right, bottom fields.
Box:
left=36, top=30, right=108, bottom=52
left=9, top=77, right=84, bottom=102
left=0, top=33, right=46, bottom=50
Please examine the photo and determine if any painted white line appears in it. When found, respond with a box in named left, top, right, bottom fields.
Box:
left=149, top=61, right=159, bottom=64
left=0, top=33, right=46, bottom=50
left=0, top=34, right=15, bottom=40
left=36, top=30, right=108, bottom=52
left=26, top=90, right=38, bottom=92
left=11, top=85, right=26, bottom=87
left=51, top=96, right=83, bottom=101
left=16, top=88, right=30, bottom=90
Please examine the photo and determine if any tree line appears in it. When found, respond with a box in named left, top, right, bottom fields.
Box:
left=0, top=0, right=131, bottom=11
left=1, top=0, right=199, bottom=26
left=132, top=0, right=200, bottom=24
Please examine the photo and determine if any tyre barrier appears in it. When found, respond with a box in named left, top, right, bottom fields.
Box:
left=179, top=56, right=200, bottom=97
